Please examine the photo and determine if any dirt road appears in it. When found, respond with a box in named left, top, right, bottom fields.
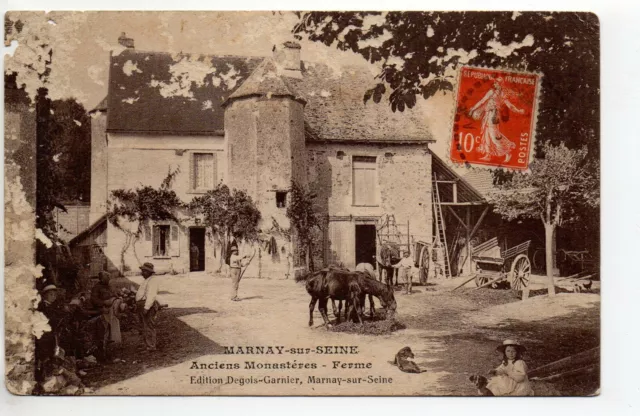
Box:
left=88, top=273, right=600, bottom=396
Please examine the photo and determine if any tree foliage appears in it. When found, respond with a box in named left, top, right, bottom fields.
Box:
left=188, top=184, right=262, bottom=268
left=293, top=12, right=599, bottom=157
left=286, top=181, right=320, bottom=270
left=107, top=169, right=184, bottom=272
left=491, top=143, right=599, bottom=294
left=491, top=143, right=598, bottom=227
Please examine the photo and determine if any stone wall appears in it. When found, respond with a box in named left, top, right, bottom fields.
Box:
left=307, top=143, right=433, bottom=269
left=103, top=134, right=225, bottom=274
left=225, top=96, right=306, bottom=279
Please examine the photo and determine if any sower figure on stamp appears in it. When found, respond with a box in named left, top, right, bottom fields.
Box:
left=469, top=77, right=525, bottom=163
left=135, top=262, right=161, bottom=351
left=230, top=247, right=251, bottom=301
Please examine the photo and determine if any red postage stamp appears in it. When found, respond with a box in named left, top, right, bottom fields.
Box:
left=450, top=66, right=542, bottom=170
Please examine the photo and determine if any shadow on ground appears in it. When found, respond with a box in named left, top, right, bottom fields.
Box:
left=404, top=291, right=600, bottom=396
left=82, top=306, right=224, bottom=389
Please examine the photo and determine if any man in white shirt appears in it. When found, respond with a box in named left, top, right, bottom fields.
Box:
left=392, top=250, right=415, bottom=294
left=230, top=247, right=250, bottom=301
left=135, top=262, right=160, bottom=351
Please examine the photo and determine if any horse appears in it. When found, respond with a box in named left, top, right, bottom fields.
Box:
left=379, top=242, right=401, bottom=287
left=301, top=269, right=364, bottom=327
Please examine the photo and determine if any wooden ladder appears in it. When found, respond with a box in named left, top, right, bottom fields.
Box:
left=432, top=176, right=452, bottom=279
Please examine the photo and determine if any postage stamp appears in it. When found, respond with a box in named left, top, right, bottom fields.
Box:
left=450, top=66, right=542, bottom=171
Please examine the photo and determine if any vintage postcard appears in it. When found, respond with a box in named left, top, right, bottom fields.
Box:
left=4, top=11, right=600, bottom=396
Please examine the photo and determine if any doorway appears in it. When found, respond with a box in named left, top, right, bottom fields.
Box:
left=355, top=224, right=377, bottom=267
left=189, top=227, right=206, bottom=272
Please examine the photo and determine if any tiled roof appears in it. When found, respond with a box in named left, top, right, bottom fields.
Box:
left=289, top=62, right=434, bottom=143
left=463, top=168, right=497, bottom=199
left=106, top=49, right=262, bottom=134
left=105, top=49, right=434, bottom=142
left=226, top=58, right=304, bottom=104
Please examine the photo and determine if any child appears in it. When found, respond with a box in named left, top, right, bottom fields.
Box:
left=486, top=340, right=534, bottom=396
left=392, top=250, right=414, bottom=294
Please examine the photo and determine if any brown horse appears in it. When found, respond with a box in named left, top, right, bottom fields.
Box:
left=379, top=243, right=401, bottom=287
left=302, top=269, right=363, bottom=327
left=300, top=269, right=397, bottom=327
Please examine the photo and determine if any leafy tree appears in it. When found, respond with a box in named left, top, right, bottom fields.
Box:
left=47, top=99, right=92, bottom=202
left=286, top=181, right=320, bottom=271
left=107, top=170, right=184, bottom=273
left=491, top=143, right=599, bottom=295
left=188, top=184, right=262, bottom=272
left=293, top=12, right=599, bottom=157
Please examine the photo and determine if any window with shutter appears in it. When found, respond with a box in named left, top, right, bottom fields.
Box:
left=352, top=156, right=379, bottom=206
left=191, top=153, right=217, bottom=192
left=170, top=225, right=180, bottom=257
left=152, top=225, right=171, bottom=257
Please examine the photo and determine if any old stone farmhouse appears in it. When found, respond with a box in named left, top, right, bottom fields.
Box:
left=83, top=34, right=476, bottom=279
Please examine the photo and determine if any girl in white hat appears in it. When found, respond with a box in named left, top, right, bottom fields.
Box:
left=486, top=339, right=534, bottom=396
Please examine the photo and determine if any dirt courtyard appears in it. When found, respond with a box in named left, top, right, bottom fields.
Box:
left=85, top=272, right=600, bottom=396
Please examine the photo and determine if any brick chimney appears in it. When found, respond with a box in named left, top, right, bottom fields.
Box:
left=118, top=32, right=135, bottom=49
left=273, top=41, right=301, bottom=79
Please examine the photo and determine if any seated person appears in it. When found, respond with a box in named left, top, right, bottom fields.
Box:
left=486, top=340, right=534, bottom=396
left=91, top=271, right=115, bottom=309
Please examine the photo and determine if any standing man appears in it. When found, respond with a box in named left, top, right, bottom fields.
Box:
left=190, top=242, right=200, bottom=271
left=135, top=262, right=161, bottom=351
left=230, top=247, right=250, bottom=302
left=392, top=250, right=415, bottom=295
left=432, top=241, right=445, bottom=278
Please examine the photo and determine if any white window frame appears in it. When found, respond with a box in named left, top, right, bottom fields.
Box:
left=152, top=224, right=171, bottom=258
left=190, top=152, right=218, bottom=193
left=352, top=155, right=380, bottom=207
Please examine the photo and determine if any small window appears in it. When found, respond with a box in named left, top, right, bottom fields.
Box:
left=153, top=225, right=171, bottom=257
left=191, top=153, right=217, bottom=192
left=352, top=156, right=379, bottom=206
left=276, top=191, right=287, bottom=208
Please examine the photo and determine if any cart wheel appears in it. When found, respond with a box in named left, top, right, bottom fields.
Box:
left=419, top=245, right=429, bottom=285
left=510, top=254, right=531, bottom=291
left=475, top=274, right=490, bottom=287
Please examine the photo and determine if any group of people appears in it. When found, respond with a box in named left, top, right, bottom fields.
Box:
left=364, top=243, right=446, bottom=296
left=35, top=261, right=163, bottom=379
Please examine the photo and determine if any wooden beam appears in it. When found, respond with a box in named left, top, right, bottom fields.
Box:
left=452, top=274, right=478, bottom=291
left=469, top=206, right=490, bottom=239
left=474, top=274, right=503, bottom=290
left=528, top=347, right=599, bottom=379
left=452, top=182, right=458, bottom=203
left=446, top=206, right=467, bottom=228
left=439, top=202, right=485, bottom=206
left=531, top=364, right=598, bottom=382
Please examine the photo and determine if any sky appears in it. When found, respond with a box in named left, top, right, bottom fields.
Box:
left=5, top=11, right=462, bottom=160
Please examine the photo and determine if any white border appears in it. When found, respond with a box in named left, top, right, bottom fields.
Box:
left=2, top=1, right=640, bottom=416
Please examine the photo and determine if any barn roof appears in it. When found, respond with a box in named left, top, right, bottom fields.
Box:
left=463, top=168, right=498, bottom=199
left=104, top=49, right=434, bottom=143
left=69, top=214, right=107, bottom=247
left=431, top=152, right=486, bottom=204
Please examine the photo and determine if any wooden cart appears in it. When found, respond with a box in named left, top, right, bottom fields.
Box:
left=413, top=240, right=430, bottom=285
left=473, top=240, right=532, bottom=291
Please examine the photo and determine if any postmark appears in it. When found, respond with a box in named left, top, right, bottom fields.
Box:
left=449, top=66, right=542, bottom=171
